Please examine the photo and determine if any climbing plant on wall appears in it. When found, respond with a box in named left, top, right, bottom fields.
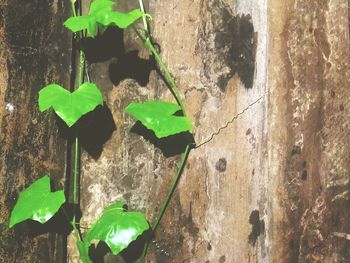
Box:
left=8, top=0, right=193, bottom=262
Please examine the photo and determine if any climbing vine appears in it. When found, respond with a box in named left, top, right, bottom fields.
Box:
left=8, top=0, right=193, bottom=262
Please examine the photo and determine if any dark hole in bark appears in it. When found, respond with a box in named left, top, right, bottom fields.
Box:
left=130, top=121, right=194, bottom=157
left=291, top=145, right=302, bottom=156
left=219, top=255, right=226, bottom=263
left=248, top=210, right=265, bottom=246
left=215, top=158, right=227, bottom=172
left=301, top=170, right=308, bottom=180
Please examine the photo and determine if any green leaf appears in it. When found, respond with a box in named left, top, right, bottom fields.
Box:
left=9, top=176, right=65, bottom=228
left=77, top=240, right=93, bottom=263
left=97, top=9, right=144, bottom=29
left=89, top=0, right=115, bottom=14
left=84, top=201, right=149, bottom=255
left=38, top=83, right=103, bottom=127
left=63, top=0, right=143, bottom=37
left=63, top=16, right=91, bottom=33
left=124, top=101, right=192, bottom=138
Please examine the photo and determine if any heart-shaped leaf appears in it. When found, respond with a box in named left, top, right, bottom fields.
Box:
left=84, top=201, right=149, bottom=256
left=124, top=101, right=192, bottom=138
left=64, top=0, right=144, bottom=37
left=9, top=176, right=65, bottom=228
left=38, top=82, right=103, bottom=127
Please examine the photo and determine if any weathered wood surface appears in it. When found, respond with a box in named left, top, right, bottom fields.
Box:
left=269, top=0, right=350, bottom=262
left=0, top=0, right=349, bottom=262
left=0, top=0, right=70, bottom=262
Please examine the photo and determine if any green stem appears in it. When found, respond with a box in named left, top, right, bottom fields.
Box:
left=71, top=0, right=77, bottom=17
left=144, top=38, right=186, bottom=115
left=140, top=145, right=191, bottom=261
left=137, top=1, right=192, bottom=262
left=137, top=0, right=186, bottom=115
left=152, top=145, right=190, bottom=230
left=70, top=0, right=85, bottom=243
left=138, top=0, right=148, bottom=33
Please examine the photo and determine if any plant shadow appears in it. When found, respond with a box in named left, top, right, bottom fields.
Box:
left=12, top=203, right=81, bottom=238
left=109, top=50, right=156, bottom=87
left=130, top=121, right=194, bottom=157
left=56, top=104, right=116, bottom=159
left=88, top=229, right=153, bottom=263
left=78, top=104, right=117, bottom=159
left=82, top=26, right=156, bottom=87
left=82, top=26, right=125, bottom=63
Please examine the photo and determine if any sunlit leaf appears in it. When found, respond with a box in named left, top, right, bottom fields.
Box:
left=38, top=82, right=103, bottom=127
left=84, top=201, right=149, bottom=255
left=98, top=9, right=144, bottom=29
left=89, top=0, right=115, bottom=14
left=64, top=16, right=91, bottom=32
left=64, top=0, right=143, bottom=37
left=9, top=176, right=65, bottom=228
left=124, top=101, right=192, bottom=138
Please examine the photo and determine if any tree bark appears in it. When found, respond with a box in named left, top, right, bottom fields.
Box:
left=1, top=0, right=349, bottom=262
left=0, top=0, right=70, bottom=262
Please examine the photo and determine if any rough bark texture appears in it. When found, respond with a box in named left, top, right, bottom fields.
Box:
left=0, top=0, right=70, bottom=262
left=1, top=0, right=349, bottom=262
left=269, top=0, right=350, bottom=262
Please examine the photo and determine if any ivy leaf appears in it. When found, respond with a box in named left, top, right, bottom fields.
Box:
left=63, top=16, right=91, bottom=33
left=89, top=0, right=115, bottom=14
left=64, top=0, right=143, bottom=37
left=38, top=82, right=103, bottom=127
left=84, top=201, right=149, bottom=255
left=98, top=9, right=144, bottom=29
left=124, top=101, right=192, bottom=138
left=9, top=176, right=65, bottom=228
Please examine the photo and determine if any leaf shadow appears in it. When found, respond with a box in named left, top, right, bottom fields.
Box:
left=130, top=121, right=194, bottom=157
left=82, top=26, right=156, bottom=87
left=78, top=104, right=117, bottom=159
left=12, top=203, right=79, bottom=239
left=82, top=26, right=125, bottom=63
left=88, top=228, right=153, bottom=263
left=109, top=50, right=157, bottom=87
left=56, top=104, right=116, bottom=159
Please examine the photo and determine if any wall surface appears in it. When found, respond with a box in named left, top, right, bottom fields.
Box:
left=0, top=0, right=70, bottom=262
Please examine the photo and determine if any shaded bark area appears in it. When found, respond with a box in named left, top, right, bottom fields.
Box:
left=269, top=0, right=350, bottom=262
left=0, top=0, right=71, bottom=262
